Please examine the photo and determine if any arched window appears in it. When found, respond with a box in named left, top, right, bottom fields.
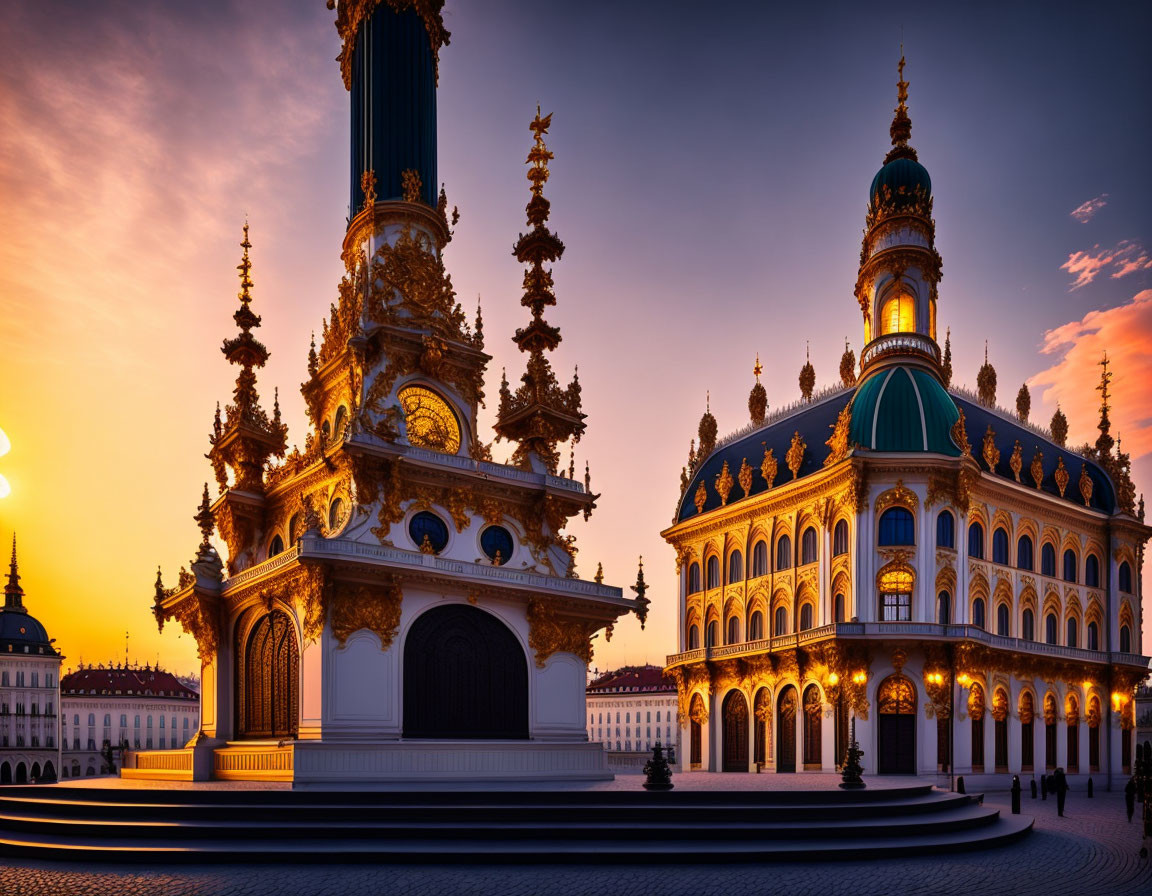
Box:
left=968, top=522, right=984, bottom=559
left=748, top=611, right=764, bottom=641
left=288, top=514, right=301, bottom=547
left=937, top=591, right=951, bottom=625
left=706, top=620, right=719, bottom=647
left=879, top=566, right=913, bottom=621
left=688, top=563, right=701, bottom=594
left=775, top=536, right=792, bottom=571
left=269, top=535, right=284, bottom=557
left=728, top=550, right=743, bottom=583
left=1120, top=625, right=1132, bottom=653
left=1017, top=536, right=1033, bottom=571
left=801, top=528, right=818, bottom=565
left=1062, top=549, right=1077, bottom=583
left=333, top=405, right=347, bottom=439
left=799, top=604, right=814, bottom=631
left=1087, top=620, right=1099, bottom=651
left=879, top=290, right=916, bottom=335
left=996, top=603, right=1010, bottom=637
left=1085, top=554, right=1100, bottom=588
left=727, top=617, right=740, bottom=644
left=1022, top=608, right=1035, bottom=640
left=833, top=520, right=849, bottom=556
left=397, top=385, right=462, bottom=454
left=1066, top=618, right=1078, bottom=648
left=936, top=511, right=955, bottom=549
left=972, top=597, right=986, bottom=629
left=774, top=606, right=788, bottom=637
left=1045, top=612, right=1058, bottom=645
left=834, top=593, right=846, bottom=623
left=328, top=497, right=345, bottom=532
left=706, top=556, right=720, bottom=590
left=1119, top=561, right=1133, bottom=593
left=992, top=528, right=1009, bottom=565
left=688, top=625, right=700, bottom=649
left=1041, top=543, right=1056, bottom=577
left=878, top=507, right=914, bottom=546
left=752, top=542, right=768, bottom=577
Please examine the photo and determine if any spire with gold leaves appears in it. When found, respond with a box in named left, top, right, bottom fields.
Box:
left=194, top=483, right=214, bottom=548
left=697, top=393, right=717, bottom=461
left=1095, top=352, right=1114, bottom=459
left=207, top=223, right=287, bottom=493
left=885, top=51, right=917, bottom=164
left=4, top=534, right=24, bottom=610
left=494, top=109, right=584, bottom=473
left=748, top=355, right=767, bottom=425
left=977, top=341, right=997, bottom=408
left=839, top=339, right=857, bottom=387
left=799, top=343, right=815, bottom=402
left=630, top=556, right=650, bottom=629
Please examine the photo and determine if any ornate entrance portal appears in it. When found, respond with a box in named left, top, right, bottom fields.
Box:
left=238, top=610, right=299, bottom=739
left=403, top=605, right=529, bottom=739
left=777, top=685, right=797, bottom=773
left=722, top=690, right=749, bottom=771
left=877, top=675, right=916, bottom=774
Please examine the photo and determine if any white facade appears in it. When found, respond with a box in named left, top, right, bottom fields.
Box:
left=0, top=656, right=61, bottom=784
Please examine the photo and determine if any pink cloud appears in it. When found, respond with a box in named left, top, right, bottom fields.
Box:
left=1060, top=240, right=1152, bottom=289
left=1070, top=194, right=1107, bottom=223
left=1030, top=289, right=1152, bottom=458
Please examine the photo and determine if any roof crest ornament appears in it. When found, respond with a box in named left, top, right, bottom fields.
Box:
left=4, top=533, right=24, bottom=608
left=884, top=50, right=918, bottom=164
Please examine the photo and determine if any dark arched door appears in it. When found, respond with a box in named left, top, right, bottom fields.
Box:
left=722, top=690, right=749, bottom=772
left=689, top=693, right=705, bottom=768
left=753, top=688, right=771, bottom=768
left=15, top=762, right=27, bottom=784
left=777, top=685, right=798, bottom=773
left=803, top=684, right=822, bottom=768
left=877, top=675, right=917, bottom=774
left=0, top=762, right=10, bottom=784
left=403, top=604, right=528, bottom=738
left=238, top=609, right=299, bottom=738
left=41, top=760, right=56, bottom=783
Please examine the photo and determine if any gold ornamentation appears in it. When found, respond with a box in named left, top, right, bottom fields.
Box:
left=1054, top=457, right=1069, bottom=497
left=760, top=446, right=778, bottom=489
left=786, top=431, right=806, bottom=480
left=694, top=482, right=707, bottom=514
left=925, top=474, right=952, bottom=510
left=991, top=689, right=1009, bottom=723
left=737, top=458, right=754, bottom=499
left=526, top=599, right=596, bottom=667
left=398, top=384, right=461, bottom=454
left=401, top=168, right=423, bottom=204
left=1009, top=440, right=1022, bottom=482
left=360, top=169, right=377, bottom=208
left=332, top=0, right=451, bottom=90
left=1030, top=447, right=1044, bottom=489
left=823, top=403, right=853, bottom=467
left=981, top=425, right=1000, bottom=472
left=715, top=461, right=734, bottom=506
left=329, top=578, right=402, bottom=649
left=951, top=407, right=971, bottom=456
left=1078, top=464, right=1093, bottom=506
left=875, top=479, right=918, bottom=514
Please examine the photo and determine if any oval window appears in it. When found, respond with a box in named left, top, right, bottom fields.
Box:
left=409, top=511, right=449, bottom=554
left=480, top=526, right=514, bottom=565
left=328, top=498, right=345, bottom=532
left=398, top=386, right=461, bottom=454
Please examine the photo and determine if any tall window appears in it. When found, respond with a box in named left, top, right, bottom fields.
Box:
left=879, top=290, right=915, bottom=334
left=706, top=621, right=718, bottom=647
left=752, top=542, right=768, bottom=577
left=726, top=617, right=740, bottom=644
left=774, top=606, right=788, bottom=637
left=1022, top=608, right=1035, bottom=640
left=688, top=625, right=700, bottom=649
left=688, top=563, right=701, bottom=594
left=1041, top=543, right=1056, bottom=577
left=799, top=604, right=814, bottom=631
left=972, top=597, right=986, bottom=629
left=996, top=603, right=1010, bottom=636
left=1066, top=618, right=1077, bottom=648
left=1085, top=554, right=1100, bottom=588
left=968, top=522, right=985, bottom=559
left=878, top=507, right=914, bottom=546
left=1119, top=561, right=1133, bottom=593
left=936, top=511, right=955, bottom=549
left=879, top=566, right=913, bottom=621
left=969, top=685, right=985, bottom=771
left=1017, top=536, right=1033, bottom=571
left=748, top=611, right=764, bottom=641
left=1062, top=549, right=1077, bottom=583
left=833, top=520, right=849, bottom=556
left=834, top=593, right=846, bottom=623
left=706, top=556, right=720, bottom=589
left=1120, top=625, right=1131, bottom=653
left=801, top=528, right=818, bottom=565
left=728, top=550, right=743, bottom=583
left=1045, top=612, right=1058, bottom=645
left=775, top=536, right=792, bottom=571
left=1087, top=620, right=1099, bottom=651
left=992, top=528, right=1009, bottom=564
left=937, top=591, right=951, bottom=625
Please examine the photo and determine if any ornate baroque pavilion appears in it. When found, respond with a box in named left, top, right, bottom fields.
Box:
left=663, top=59, right=1149, bottom=787
left=145, top=0, right=645, bottom=783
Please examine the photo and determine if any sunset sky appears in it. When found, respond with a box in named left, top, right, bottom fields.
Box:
left=1, top=0, right=1150, bottom=677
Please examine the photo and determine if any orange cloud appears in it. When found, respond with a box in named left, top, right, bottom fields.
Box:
left=1030, top=289, right=1152, bottom=458
left=1060, top=241, right=1152, bottom=290
left=1070, top=194, right=1107, bottom=223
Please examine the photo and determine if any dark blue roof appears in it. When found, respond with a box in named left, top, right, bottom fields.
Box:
left=870, top=157, right=932, bottom=202
left=0, top=607, right=54, bottom=653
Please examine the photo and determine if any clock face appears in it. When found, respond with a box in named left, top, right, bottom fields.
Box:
left=398, top=386, right=461, bottom=455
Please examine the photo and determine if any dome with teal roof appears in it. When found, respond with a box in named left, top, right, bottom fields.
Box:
left=849, top=366, right=958, bottom=454
left=869, top=157, right=932, bottom=205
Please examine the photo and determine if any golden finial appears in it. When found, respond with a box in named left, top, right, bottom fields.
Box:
left=594, top=562, right=604, bottom=584
left=631, top=556, right=650, bottom=629
left=237, top=220, right=253, bottom=307
left=194, top=483, right=214, bottom=547
left=753, top=354, right=763, bottom=381
left=527, top=105, right=554, bottom=200
left=886, top=48, right=916, bottom=161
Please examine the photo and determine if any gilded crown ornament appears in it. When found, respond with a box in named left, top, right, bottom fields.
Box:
left=760, top=444, right=778, bottom=489
left=1078, top=463, right=1093, bottom=506
left=694, top=481, right=707, bottom=514
left=1008, top=440, right=1023, bottom=482
left=737, top=458, right=754, bottom=499
left=1030, top=447, right=1044, bottom=489
left=981, top=425, right=1000, bottom=472
left=749, top=354, right=768, bottom=425
left=1054, top=456, right=1070, bottom=497
left=950, top=407, right=971, bottom=456
left=824, top=403, right=853, bottom=467
left=715, top=461, right=734, bottom=506
left=786, top=431, right=807, bottom=479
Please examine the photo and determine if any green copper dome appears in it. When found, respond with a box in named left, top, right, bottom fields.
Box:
left=869, top=157, right=932, bottom=204
left=849, top=366, right=959, bottom=454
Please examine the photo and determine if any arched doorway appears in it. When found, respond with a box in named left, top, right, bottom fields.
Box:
left=722, top=690, right=749, bottom=772
left=15, top=762, right=27, bottom=784
left=0, top=762, right=10, bottom=784
left=403, top=604, right=528, bottom=738
left=753, top=688, right=771, bottom=768
left=803, top=684, right=822, bottom=769
left=777, top=685, right=798, bottom=773
left=689, top=693, right=706, bottom=769
left=30, top=762, right=41, bottom=783
left=877, top=675, right=917, bottom=774
left=41, top=760, right=56, bottom=782
left=237, top=609, right=299, bottom=739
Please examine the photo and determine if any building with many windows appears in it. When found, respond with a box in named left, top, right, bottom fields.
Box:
left=587, top=665, right=680, bottom=761
left=59, top=662, right=199, bottom=779
left=0, top=537, right=62, bottom=784
left=663, top=57, right=1149, bottom=788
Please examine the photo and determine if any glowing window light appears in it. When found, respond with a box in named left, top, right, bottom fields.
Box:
left=879, top=292, right=916, bottom=335
left=398, top=386, right=461, bottom=454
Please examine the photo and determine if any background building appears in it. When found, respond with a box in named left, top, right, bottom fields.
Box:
left=60, top=662, right=199, bottom=779
left=0, top=538, right=62, bottom=784
left=587, top=665, right=680, bottom=768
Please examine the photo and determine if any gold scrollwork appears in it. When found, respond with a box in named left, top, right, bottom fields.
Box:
left=981, top=426, right=1000, bottom=472
left=786, top=431, right=807, bottom=480
left=329, top=578, right=403, bottom=650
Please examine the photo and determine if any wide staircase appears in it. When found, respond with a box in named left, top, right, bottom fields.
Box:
left=0, top=783, right=1032, bottom=863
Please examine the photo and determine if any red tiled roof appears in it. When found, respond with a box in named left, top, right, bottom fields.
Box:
left=587, top=665, right=675, bottom=694
left=60, top=665, right=198, bottom=702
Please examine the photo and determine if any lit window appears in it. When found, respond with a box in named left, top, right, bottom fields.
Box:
left=398, top=386, right=461, bottom=454
left=879, top=566, right=913, bottom=621
left=879, top=291, right=916, bottom=335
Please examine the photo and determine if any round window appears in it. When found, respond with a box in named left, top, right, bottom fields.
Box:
left=409, top=511, right=449, bottom=554
left=480, top=526, right=514, bottom=565
left=397, top=385, right=461, bottom=454
left=328, top=498, right=345, bottom=532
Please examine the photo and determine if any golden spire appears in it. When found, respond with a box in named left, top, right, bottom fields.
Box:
left=749, top=355, right=767, bottom=425
left=4, top=533, right=23, bottom=609
left=194, top=483, right=214, bottom=547
left=1095, top=350, right=1114, bottom=458
left=885, top=50, right=918, bottom=163
left=630, top=556, right=650, bottom=629
left=754, top=354, right=763, bottom=381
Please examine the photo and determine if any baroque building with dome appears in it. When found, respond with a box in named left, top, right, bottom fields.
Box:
left=663, top=58, right=1149, bottom=788
left=143, top=0, right=645, bottom=784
